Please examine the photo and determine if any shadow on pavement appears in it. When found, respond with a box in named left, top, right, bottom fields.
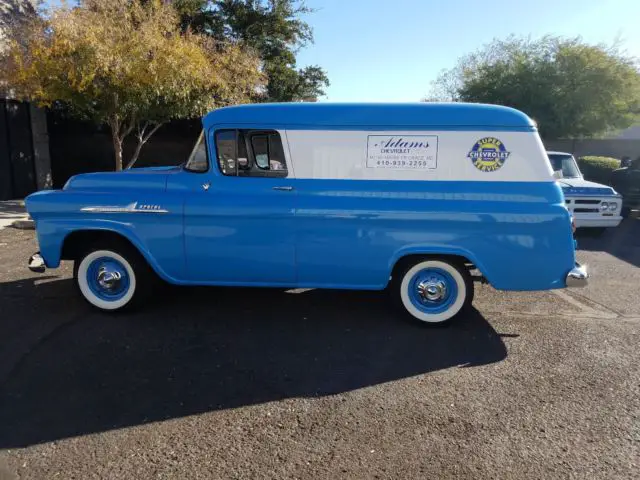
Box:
left=576, top=217, right=640, bottom=268
left=0, top=278, right=507, bottom=448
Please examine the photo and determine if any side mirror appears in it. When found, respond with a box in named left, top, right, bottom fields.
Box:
left=552, top=170, right=564, bottom=180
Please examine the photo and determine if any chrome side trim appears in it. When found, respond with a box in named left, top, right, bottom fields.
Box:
left=28, top=252, right=46, bottom=273
left=566, top=262, right=588, bottom=288
left=81, top=202, right=169, bottom=214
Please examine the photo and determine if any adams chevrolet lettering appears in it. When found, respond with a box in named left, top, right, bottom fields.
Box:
left=367, top=135, right=438, bottom=169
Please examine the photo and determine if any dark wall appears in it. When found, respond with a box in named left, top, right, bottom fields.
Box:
left=0, top=100, right=12, bottom=200
left=6, top=101, right=37, bottom=197
left=48, top=115, right=201, bottom=188
left=0, top=99, right=38, bottom=200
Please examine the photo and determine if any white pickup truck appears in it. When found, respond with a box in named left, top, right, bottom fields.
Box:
left=547, top=151, right=622, bottom=230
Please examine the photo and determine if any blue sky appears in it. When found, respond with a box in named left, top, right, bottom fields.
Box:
left=296, top=0, right=640, bottom=102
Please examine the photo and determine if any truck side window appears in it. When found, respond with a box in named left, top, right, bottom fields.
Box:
left=268, top=133, right=287, bottom=173
left=216, top=130, right=237, bottom=175
left=251, top=135, right=270, bottom=169
left=215, top=129, right=287, bottom=177
left=184, top=130, right=209, bottom=172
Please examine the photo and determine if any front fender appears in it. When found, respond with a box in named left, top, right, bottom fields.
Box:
left=35, top=219, right=183, bottom=283
left=27, top=190, right=185, bottom=282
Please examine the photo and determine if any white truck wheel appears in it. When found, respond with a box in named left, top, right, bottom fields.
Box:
left=396, top=259, right=473, bottom=324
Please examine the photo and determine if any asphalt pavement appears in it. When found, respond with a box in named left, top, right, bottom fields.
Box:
left=0, top=222, right=638, bottom=479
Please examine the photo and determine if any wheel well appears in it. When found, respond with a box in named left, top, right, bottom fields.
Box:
left=61, top=230, right=141, bottom=261
left=390, top=254, right=477, bottom=282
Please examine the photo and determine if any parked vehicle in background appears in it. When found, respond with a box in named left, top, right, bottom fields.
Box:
left=547, top=151, right=623, bottom=230
left=620, top=156, right=632, bottom=168
left=611, top=157, right=640, bottom=217
left=25, top=104, right=586, bottom=325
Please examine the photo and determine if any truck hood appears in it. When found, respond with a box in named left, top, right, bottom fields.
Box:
left=64, top=166, right=182, bottom=192
left=557, top=177, right=617, bottom=196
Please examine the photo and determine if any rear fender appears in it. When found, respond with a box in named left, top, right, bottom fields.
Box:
left=388, top=245, right=490, bottom=284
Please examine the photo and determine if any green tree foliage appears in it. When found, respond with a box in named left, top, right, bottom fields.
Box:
left=427, top=36, right=640, bottom=139
left=578, top=156, right=620, bottom=185
left=173, top=0, right=330, bottom=101
left=2, top=0, right=264, bottom=170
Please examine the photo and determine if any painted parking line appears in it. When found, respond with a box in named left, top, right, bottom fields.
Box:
left=474, top=285, right=620, bottom=320
left=550, top=289, right=618, bottom=319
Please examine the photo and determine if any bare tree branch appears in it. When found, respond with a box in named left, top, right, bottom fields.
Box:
left=136, top=121, right=149, bottom=142
left=143, top=123, right=162, bottom=143
left=125, top=122, right=164, bottom=169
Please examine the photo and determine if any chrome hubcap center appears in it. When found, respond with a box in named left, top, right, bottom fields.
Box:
left=97, top=266, right=123, bottom=291
left=417, top=279, right=447, bottom=302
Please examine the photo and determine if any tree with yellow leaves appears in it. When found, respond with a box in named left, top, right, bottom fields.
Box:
left=2, top=0, right=264, bottom=170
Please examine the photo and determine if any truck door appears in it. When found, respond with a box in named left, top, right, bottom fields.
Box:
left=182, top=128, right=296, bottom=285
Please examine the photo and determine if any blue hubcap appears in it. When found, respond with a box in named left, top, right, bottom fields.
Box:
left=86, top=257, right=130, bottom=301
left=408, top=268, right=458, bottom=314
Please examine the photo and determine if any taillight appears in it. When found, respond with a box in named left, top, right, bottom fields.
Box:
left=571, top=217, right=576, bottom=233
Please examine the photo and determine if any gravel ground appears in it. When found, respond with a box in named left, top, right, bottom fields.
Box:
left=0, top=223, right=639, bottom=479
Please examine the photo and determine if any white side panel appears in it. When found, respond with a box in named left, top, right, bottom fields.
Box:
left=285, top=130, right=553, bottom=182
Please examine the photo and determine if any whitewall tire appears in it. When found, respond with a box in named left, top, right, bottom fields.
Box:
left=396, top=259, right=472, bottom=324
left=75, top=249, right=138, bottom=311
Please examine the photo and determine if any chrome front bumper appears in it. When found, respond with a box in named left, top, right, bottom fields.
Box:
left=573, top=215, right=623, bottom=229
left=28, top=252, right=46, bottom=273
left=566, top=263, right=588, bottom=287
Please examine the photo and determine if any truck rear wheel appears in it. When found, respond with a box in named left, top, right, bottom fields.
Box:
left=74, top=244, right=151, bottom=312
left=393, top=258, right=473, bottom=325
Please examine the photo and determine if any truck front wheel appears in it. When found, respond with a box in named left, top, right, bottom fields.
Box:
left=74, top=244, right=151, bottom=312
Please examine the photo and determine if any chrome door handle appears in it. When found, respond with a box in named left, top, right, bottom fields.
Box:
left=272, top=186, right=294, bottom=191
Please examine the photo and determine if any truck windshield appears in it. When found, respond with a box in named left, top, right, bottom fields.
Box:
left=184, top=130, right=208, bottom=172
left=548, top=153, right=582, bottom=178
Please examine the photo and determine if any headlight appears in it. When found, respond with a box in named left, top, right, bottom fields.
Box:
left=599, top=202, right=609, bottom=211
left=608, top=202, right=618, bottom=211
